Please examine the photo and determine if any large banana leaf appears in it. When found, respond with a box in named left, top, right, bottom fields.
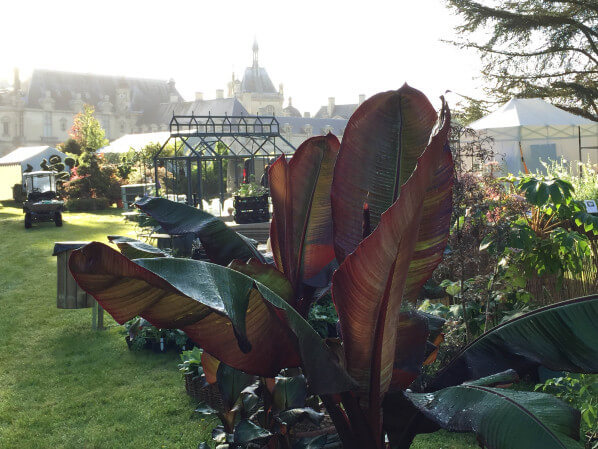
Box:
left=135, top=197, right=264, bottom=265
left=331, top=85, right=438, bottom=263
left=332, top=100, right=452, bottom=434
left=269, top=134, right=340, bottom=302
left=390, top=311, right=441, bottom=391
left=406, top=382, right=583, bottom=449
left=107, top=235, right=168, bottom=259
left=428, top=294, right=598, bottom=391
left=228, top=259, right=294, bottom=304
left=68, top=242, right=355, bottom=394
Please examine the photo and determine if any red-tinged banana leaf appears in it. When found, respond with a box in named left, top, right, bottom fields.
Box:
left=135, top=197, right=264, bottom=265
left=201, top=351, right=220, bottom=385
left=331, top=85, right=438, bottom=263
left=391, top=310, right=447, bottom=390
left=332, top=100, right=451, bottom=435
left=427, top=294, right=598, bottom=392
left=228, top=259, right=294, bottom=304
left=107, top=235, right=168, bottom=259
left=405, top=382, right=583, bottom=449
left=69, top=242, right=355, bottom=394
left=389, top=311, right=431, bottom=391
left=269, top=134, right=340, bottom=299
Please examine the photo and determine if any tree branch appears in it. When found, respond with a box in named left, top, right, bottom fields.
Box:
left=445, top=40, right=598, bottom=65
left=500, top=70, right=598, bottom=80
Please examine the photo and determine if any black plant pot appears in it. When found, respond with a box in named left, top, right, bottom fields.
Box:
left=233, top=194, right=269, bottom=224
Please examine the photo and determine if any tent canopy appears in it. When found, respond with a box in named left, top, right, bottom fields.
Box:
left=468, top=98, right=597, bottom=142
left=463, top=98, right=598, bottom=174
left=470, top=98, right=594, bottom=129
left=99, top=132, right=170, bottom=154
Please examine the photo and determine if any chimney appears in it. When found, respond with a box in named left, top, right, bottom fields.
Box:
left=327, top=97, right=335, bottom=117
left=216, top=89, right=224, bottom=99
left=195, top=92, right=204, bottom=101
left=359, top=94, right=366, bottom=105
left=13, top=67, right=21, bottom=91
left=304, top=112, right=311, bottom=118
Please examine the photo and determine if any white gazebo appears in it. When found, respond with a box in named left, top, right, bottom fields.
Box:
left=467, top=98, right=598, bottom=174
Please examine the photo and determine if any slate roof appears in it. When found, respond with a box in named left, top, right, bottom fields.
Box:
left=240, top=67, right=278, bottom=94
left=154, top=98, right=250, bottom=125
left=276, top=117, right=347, bottom=136
left=314, top=103, right=358, bottom=120
left=25, top=69, right=182, bottom=120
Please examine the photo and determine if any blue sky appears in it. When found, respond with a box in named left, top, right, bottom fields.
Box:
left=0, top=0, right=484, bottom=114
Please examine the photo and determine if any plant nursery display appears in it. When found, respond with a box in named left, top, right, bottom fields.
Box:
left=68, top=85, right=598, bottom=449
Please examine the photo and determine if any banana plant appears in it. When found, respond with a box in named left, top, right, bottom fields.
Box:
left=69, top=86, right=598, bottom=449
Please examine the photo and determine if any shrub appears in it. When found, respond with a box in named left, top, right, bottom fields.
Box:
left=65, top=197, right=109, bottom=211
left=12, top=184, right=25, bottom=202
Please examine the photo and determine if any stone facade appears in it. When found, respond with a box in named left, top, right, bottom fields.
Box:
left=1, top=42, right=362, bottom=157
left=0, top=69, right=180, bottom=157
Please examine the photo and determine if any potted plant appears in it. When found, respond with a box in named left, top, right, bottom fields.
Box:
left=233, top=182, right=269, bottom=224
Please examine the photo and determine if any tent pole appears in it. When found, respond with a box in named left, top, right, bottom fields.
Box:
left=519, top=141, right=529, bottom=174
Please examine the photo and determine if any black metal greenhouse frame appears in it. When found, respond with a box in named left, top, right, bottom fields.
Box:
left=153, top=113, right=296, bottom=209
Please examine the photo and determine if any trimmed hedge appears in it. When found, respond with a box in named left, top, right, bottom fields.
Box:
left=12, top=184, right=26, bottom=203
left=65, top=197, right=110, bottom=211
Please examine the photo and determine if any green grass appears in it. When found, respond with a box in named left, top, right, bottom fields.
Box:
left=0, top=203, right=478, bottom=449
left=0, top=205, right=213, bottom=448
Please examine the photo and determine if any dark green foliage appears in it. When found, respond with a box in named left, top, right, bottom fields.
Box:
left=12, top=183, right=25, bottom=202
left=307, top=294, right=339, bottom=338
left=445, top=0, right=598, bottom=121
left=58, top=138, right=82, bottom=156
left=536, top=373, right=598, bottom=445
left=106, top=235, right=168, bottom=259
left=40, top=155, right=70, bottom=184
left=124, top=317, right=188, bottom=352
left=428, top=295, right=598, bottom=391
left=407, top=377, right=582, bottom=449
left=178, top=348, right=204, bottom=378
left=135, top=197, right=265, bottom=265
left=64, top=197, right=110, bottom=211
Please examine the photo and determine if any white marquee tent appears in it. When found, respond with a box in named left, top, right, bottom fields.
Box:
left=467, top=98, right=598, bottom=174
left=98, top=132, right=170, bottom=154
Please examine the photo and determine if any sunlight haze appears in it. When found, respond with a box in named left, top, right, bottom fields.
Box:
left=0, top=0, right=483, bottom=113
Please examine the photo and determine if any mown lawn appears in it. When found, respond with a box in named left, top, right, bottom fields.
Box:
left=0, top=203, right=478, bottom=449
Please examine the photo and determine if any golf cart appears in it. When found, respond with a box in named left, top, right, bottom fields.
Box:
left=22, top=171, right=64, bottom=228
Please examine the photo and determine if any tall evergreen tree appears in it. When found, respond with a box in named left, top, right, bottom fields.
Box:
left=445, top=0, right=598, bottom=121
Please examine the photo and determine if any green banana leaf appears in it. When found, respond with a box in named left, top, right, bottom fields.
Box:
left=428, top=295, right=598, bottom=391
left=228, top=259, right=294, bottom=304
left=69, top=242, right=355, bottom=394
left=331, top=84, right=438, bottom=263
left=107, top=235, right=168, bottom=259
left=135, top=197, right=264, bottom=265
left=406, top=381, right=583, bottom=449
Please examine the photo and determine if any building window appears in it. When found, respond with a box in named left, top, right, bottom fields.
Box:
left=60, top=118, right=68, bottom=132
left=43, top=112, right=52, bottom=137
left=1, top=118, right=9, bottom=137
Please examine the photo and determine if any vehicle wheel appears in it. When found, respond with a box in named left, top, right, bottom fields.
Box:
left=24, top=213, right=32, bottom=229
left=54, top=212, right=63, bottom=227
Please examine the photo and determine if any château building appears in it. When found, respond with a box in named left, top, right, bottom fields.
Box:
left=1, top=41, right=362, bottom=157
left=0, top=69, right=182, bottom=156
